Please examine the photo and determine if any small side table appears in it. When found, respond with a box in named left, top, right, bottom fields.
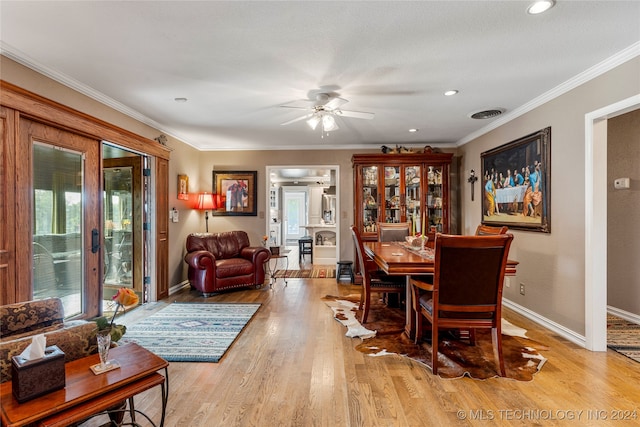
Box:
left=336, top=260, right=354, bottom=284
left=265, top=249, right=290, bottom=287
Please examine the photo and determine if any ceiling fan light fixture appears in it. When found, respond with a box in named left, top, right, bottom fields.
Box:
left=322, top=114, right=338, bottom=132
left=307, top=114, right=321, bottom=130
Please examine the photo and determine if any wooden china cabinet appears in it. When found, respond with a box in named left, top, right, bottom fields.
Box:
left=352, top=152, right=454, bottom=243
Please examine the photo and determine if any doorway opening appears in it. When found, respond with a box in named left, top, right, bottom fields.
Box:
left=266, top=166, right=340, bottom=269
left=585, top=94, right=640, bottom=351
left=102, top=143, right=148, bottom=315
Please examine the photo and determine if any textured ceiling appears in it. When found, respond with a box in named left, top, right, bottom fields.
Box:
left=1, top=1, right=639, bottom=151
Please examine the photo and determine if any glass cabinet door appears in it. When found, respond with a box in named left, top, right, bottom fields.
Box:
left=426, top=165, right=444, bottom=232
left=361, top=166, right=379, bottom=233
left=384, top=166, right=400, bottom=223
left=404, top=165, right=421, bottom=234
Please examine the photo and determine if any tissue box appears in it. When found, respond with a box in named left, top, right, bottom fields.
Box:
left=11, top=345, right=66, bottom=403
left=269, top=246, right=280, bottom=255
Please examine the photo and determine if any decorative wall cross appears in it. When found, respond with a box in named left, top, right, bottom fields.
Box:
left=467, top=170, right=478, bottom=201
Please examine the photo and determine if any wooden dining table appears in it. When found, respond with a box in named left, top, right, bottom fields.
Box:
left=363, top=241, right=518, bottom=339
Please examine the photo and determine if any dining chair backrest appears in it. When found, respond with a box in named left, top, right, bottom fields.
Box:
left=351, top=225, right=406, bottom=323
left=475, top=224, right=509, bottom=236
left=416, top=233, right=513, bottom=376
left=377, top=222, right=410, bottom=242
left=351, top=226, right=371, bottom=280
left=433, top=233, right=513, bottom=312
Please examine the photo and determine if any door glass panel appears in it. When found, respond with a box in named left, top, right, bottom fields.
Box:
left=283, top=190, right=306, bottom=242
left=103, top=167, right=133, bottom=287
left=32, top=143, right=83, bottom=317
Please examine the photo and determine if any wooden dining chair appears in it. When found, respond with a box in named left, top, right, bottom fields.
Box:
left=475, top=224, right=509, bottom=235
left=412, top=233, right=513, bottom=376
left=377, top=222, right=411, bottom=242
left=351, top=226, right=406, bottom=324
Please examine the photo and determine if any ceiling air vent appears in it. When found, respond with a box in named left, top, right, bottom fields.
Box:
left=469, top=109, right=504, bottom=119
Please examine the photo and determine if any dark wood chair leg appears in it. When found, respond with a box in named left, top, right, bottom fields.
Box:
left=431, top=321, right=439, bottom=375
left=414, top=309, right=422, bottom=344
left=360, top=291, right=370, bottom=323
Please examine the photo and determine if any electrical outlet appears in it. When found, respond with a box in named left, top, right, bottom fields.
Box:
left=519, top=283, right=525, bottom=295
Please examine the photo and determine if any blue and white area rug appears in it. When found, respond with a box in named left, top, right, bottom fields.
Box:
left=122, top=303, right=261, bottom=362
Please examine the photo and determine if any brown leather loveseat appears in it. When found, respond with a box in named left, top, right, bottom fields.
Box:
left=184, top=231, right=271, bottom=296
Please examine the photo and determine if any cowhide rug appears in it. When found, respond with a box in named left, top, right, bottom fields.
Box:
left=323, top=294, right=548, bottom=381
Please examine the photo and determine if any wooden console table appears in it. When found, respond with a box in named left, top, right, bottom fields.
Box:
left=1, top=342, right=169, bottom=427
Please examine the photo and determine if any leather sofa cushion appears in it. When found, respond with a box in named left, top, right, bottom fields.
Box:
left=216, top=258, right=254, bottom=278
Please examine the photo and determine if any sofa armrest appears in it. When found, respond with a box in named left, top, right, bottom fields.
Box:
left=0, top=321, right=98, bottom=383
left=240, top=246, right=271, bottom=265
left=184, top=250, right=216, bottom=271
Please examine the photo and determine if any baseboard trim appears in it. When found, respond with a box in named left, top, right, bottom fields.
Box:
left=503, top=298, right=587, bottom=348
left=607, top=306, right=640, bottom=324
left=169, top=280, right=190, bottom=296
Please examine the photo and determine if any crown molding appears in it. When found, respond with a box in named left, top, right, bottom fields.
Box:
left=456, top=40, right=640, bottom=147
left=1, top=41, right=177, bottom=138
left=3, top=39, right=638, bottom=152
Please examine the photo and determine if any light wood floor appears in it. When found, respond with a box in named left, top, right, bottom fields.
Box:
left=86, top=278, right=640, bottom=427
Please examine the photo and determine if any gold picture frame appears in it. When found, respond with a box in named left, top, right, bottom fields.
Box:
left=177, top=174, right=189, bottom=200
left=481, top=127, right=551, bottom=233
left=212, top=170, right=257, bottom=216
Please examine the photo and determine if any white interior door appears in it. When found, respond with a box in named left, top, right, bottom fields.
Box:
left=283, top=188, right=307, bottom=243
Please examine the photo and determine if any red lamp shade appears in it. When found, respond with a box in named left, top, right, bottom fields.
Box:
left=195, top=193, right=217, bottom=232
left=196, top=193, right=216, bottom=210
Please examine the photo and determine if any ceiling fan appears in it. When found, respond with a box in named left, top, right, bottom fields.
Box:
left=280, top=93, right=374, bottom=133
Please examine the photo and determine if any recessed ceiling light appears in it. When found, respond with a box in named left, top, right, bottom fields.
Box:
left=444, top=90, right=458, bottom=96
left=527, top=0, right=555, bottom=15
left=174, top=97, right=188, bottom=103
left=409, top=128, right=419, bottom=133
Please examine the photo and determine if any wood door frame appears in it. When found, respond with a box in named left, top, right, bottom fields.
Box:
left=18, top=117, right=102, bottom=317
left=0, top=81, right=170, bottom=312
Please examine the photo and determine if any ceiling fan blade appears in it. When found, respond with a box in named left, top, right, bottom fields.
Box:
left=324, top=97, right=348, bottom=110
left=280, top=99, right=314, bottom=109
left=280, top=113, right=313, bottom=126
left=335, top=110, right=375, bottom=120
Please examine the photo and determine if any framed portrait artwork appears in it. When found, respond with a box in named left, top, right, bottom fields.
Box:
left=481, top=127, right=551, bottom=233
left=177, top=174, right=189, bottom=200
left=212, top=170, right=257, bottom=216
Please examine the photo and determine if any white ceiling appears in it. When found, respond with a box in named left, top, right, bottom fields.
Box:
left=1, top=1, right=639, bottom=151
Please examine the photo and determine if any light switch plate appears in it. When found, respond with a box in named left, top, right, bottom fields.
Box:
left=614, top=177, right=630, bottom=189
